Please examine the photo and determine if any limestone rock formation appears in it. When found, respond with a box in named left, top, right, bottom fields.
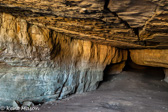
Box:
left=0, top=13, right=127, bottom=106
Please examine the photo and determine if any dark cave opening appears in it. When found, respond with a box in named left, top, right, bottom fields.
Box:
left=102, top=59, right=166, bottom=85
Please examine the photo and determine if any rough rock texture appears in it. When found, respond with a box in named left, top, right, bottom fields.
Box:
left=104, top=61, right=126, bottom=75
left=108, top=0, right=157, bottom=28
left=130, top=49, right=168, bottom=83
left=0, top=12, right=127, bottom=106
left=0, top=0, right=168, bottom=108
left=108, top=0, right=168, bottom=47
left=139, top=0, right=168, bottom=45
left=0, top=1, right=142, bottom=49
left=0, top=0, right=168, bottom=48
left=31, top=67, right=168, bottom=112
left=0, top=0, right=105, bottom=19
left=139, top=11, right=168, bottom=47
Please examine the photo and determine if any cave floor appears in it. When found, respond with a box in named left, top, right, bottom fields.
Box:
left=32, top=68, right=168, bottom=112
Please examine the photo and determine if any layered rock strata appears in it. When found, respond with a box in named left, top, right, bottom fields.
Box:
left=130, top=49, right=168, bottom=68
left=0, top=2, right=141, bottom=49
left=0, top=13, right=127, bottom=106
left=130, top=49, right=168, bottom=82
left=109, top=0, right=168, bottom=47
left=0, top=0, right=168, bottom=48
left=0, top=0, right=168, bottom=108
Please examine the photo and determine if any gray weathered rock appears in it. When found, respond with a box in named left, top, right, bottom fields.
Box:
left=0, top=13, right=127, bottom=106
left=0, top=0, right=168, bottom=107
left=22, top=101, right=34, bottom=107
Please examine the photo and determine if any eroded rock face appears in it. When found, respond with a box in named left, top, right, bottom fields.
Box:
left=1, top=0, right=168, bottom=48
left=0, top=0, right=168, bottom=107
left=139, top=11, right=168, bottom=47
left=104, top=61, right=126, bottom=75
left=0, top=0, right=142, bottom=49
left=108, top=0, right=168, bottom=47
left=0, top=0, right=105, bottom=19
left=108, top=0, right=157, bottom=28
left=130, top=49, right=168, bottom=83
left=0, top=13, right=127, bottom=106
left=130, top=49, right=168, bottom=68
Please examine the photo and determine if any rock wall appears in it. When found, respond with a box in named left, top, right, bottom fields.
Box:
left=130, top=49, right=168, bottom=82
left=0, top=0, right=168, bottom=108
left=0, top=13, right=127, bottom=106
left=130, top=49, right=168, bottom=68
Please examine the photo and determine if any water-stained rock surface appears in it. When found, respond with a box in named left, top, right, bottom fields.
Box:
left=0, top=13, right=128, bottom=106
left=30, top=67, right=168, bottom=112
left=0, top=0, right=168, bottom=109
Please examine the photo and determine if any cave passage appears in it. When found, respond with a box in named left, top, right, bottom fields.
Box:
left=103, top=63, right=166, bottom=82
left=35, top=64, right=168, bottom=112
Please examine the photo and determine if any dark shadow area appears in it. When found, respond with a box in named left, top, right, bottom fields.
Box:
left=100, top=56, right=166, bottom=88
left=124, top=60, right=165, bottom=81
left=34, top=59, right=168, bottom=112
left=102, top=64, right=118, bottom=82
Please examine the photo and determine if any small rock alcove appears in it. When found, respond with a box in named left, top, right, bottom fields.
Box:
left=102, top=58, right=167, bottom=89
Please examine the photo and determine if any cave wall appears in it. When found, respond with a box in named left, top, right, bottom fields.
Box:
left=0, top=0, right=168, bottom=107
left=0, top=13, right=127, bottom=106
left=130, top=49, right=168, bottom=68
left=130, top=49, right=168, bottom=83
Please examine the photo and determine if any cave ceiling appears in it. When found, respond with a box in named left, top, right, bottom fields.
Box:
left=0, top=0, right=168, bottom=49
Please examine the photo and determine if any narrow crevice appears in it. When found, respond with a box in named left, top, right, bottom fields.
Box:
left=103, top=0, right=149, bottom=46
left=103, top=9, right=146, bottom=45
left=133, top=28, right=139, bottom=39
left=50, top=33, right=61, bottom=60
left=58, top=74, right=69, bottom=99
left=27, top=23, right=33, bottom=46
left=132, top=27, right=145, bottom=45
left=104, top=0, right=131, bottom=28
left=104, top=0, right=110, bottom=11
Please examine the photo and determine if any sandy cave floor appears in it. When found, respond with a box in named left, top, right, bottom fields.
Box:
left=7, top=67, right=168, bottom=112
